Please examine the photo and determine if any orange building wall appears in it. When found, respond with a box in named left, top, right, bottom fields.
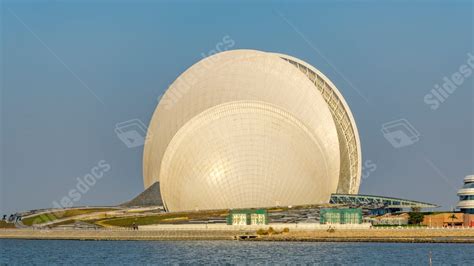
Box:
left=464, top=214, right=474, bottom=227
left=422, top=213, right=464, bottom=227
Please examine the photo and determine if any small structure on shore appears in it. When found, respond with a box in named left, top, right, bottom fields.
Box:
left=422, top=213, right=472, bottom=228
left=320, top=208, right=362, bottom=224
left=227, top=209, right=268, bottom=225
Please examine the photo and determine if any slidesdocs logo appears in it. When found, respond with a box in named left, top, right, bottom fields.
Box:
left=381, top=119, right=420, bottom=148
left=115, top=119, right=150, bottom=148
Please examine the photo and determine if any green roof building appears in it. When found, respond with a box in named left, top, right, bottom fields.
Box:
left=320, top=208, right=362, bottom=224
left=227, top=209, right=268, bottom=225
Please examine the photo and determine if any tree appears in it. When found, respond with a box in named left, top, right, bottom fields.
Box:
left=408, top=212, right=424, bottom=225
left=448, top=214, right=457, bottom=227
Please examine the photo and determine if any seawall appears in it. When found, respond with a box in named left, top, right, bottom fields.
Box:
left=1, top=227, right=474, bottom=243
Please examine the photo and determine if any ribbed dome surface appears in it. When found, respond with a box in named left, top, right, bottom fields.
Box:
left=143, top=50, right=361, bottom=211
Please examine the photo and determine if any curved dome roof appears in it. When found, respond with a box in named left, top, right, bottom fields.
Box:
left=143, top=49, right=361, bottom=211
left=464, top=175, right=474, bottom=183
left=274, top=53, right=362, bottom=194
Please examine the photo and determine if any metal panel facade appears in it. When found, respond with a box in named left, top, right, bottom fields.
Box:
left=144, top=50, right=362, bottom=212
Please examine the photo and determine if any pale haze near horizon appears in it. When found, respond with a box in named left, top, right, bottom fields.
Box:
left=1, top=1, right=473, bottom=214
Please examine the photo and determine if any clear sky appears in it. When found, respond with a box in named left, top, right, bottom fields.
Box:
left=1, top=0, right=473, bottom=214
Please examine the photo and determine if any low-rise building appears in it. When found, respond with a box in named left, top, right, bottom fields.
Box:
left=226, top=209, right=268, bottom=225
left=464, top=214, right=474, bottom=227
left=320, top=208, right=362, bottom=224
left=422, top=213, right=465, bottom=227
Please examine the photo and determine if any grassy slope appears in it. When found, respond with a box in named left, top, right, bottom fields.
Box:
left=0, top=221, right=16, bottom=229
left=100, top=210, right=228, bottom=227
left=20, top=204, right=329, bottom=228
left=22, top=208, right=117, bottom=226
left=99, top=205, right=327, bottom=227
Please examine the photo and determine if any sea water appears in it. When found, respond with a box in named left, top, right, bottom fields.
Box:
left=0, top=239, right=472, bottom=264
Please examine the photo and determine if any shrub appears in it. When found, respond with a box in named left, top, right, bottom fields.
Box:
left=268, top=227, right=275, bottom=235
left=282, top=227, right=290, bottom=233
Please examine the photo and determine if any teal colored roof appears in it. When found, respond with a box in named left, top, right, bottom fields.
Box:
left=229, top=209, right=267, bottom=215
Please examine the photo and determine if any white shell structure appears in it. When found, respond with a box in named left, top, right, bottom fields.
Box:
left=143, top=50, right=361, bottom=212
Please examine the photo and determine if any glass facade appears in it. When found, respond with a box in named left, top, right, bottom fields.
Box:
left=320, top=208, right=362, bottom=224
left=462, top=183, right=474, bottom=189
left=463, top=209, right=474, bottom=214
left=231, top=214, right=247, bottom=225
left=459, top=195, right=474, bottom=201
left=227, top=209, right=268, bottom=225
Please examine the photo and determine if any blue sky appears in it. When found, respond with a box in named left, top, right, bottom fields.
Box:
left=1, top=0, right=473, bottom=214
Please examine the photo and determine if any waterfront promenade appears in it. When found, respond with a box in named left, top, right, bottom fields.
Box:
left=1, top=227, right=474, bottom=243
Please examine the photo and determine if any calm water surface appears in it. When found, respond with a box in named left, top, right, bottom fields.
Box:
left=0, top=239, right=473, bottom=264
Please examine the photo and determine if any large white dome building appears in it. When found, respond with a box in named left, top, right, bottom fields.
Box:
left=143, top=50, right=361, bottom=212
